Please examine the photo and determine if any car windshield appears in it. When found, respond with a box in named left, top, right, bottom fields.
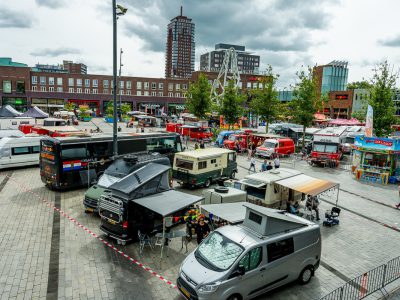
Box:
left=325, top=145, right=338, bottom=153
left=263, top=141, right=277, bottom=148
left=97, top=174, right=120, bottom=188
left=195, top=232, right=244, bottom=272
left=217, top=134, right=224, bottom=141
left=229, top=135, right=237, bottom=141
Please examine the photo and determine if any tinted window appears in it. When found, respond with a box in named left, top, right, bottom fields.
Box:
left=12, top=147, right=30, bottom=155
left=61, top=145, right=88, bottom=160
left=176, top=158, right=193, bottom=170
left=198, top=161, right=207, bottom=169
left=239, top=247, right=263, bottom=271
left=87, top=142, right=111, bottom=158
left=267, top=238, right=294, bottom=263
left=32, top=146, right=40, bottom=153
left=119, top=140, right=146, bottom=154
left=249, top=211, right=262, bottom=224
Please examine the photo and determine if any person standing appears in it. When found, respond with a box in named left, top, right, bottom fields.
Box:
left=200, top=138, right=205, bottom=149
left=261, top=159, right=268, bottom=172
left=247, top=141, right=253, bottom=160
left=274, top=156, right=280, bottom=169
left=249, top=157, right=256, bottom=173
left=195, top=217, right=210, bottom=244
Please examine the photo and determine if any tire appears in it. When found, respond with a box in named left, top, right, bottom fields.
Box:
left=227, top=294, right=242, bottom=300
left=298, top=266, right=314, bottom=285
left=230, top=171, right=236, bottom=179
left=204, top=178, right=211, bottom=188
left=214, top=186, right=229, bottom=193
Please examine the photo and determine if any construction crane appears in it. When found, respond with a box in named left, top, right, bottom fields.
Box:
left=210, top=47, right=241, bottom=104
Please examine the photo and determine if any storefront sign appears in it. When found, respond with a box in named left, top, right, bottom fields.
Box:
left=354, top=136, right=400, bottom=153
left=335, top=94, right=348, bottom=100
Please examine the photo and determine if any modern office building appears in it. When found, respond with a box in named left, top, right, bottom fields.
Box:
left=165, top=6, right=195, bottom=79
left=314, top=61, right=349, bottom=95
left=200, top=44, right=260, bottom=74
left=63, top=60, right=87, bottom=74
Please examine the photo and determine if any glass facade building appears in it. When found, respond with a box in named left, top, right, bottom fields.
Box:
left=320, top=61, right=349, bottom=94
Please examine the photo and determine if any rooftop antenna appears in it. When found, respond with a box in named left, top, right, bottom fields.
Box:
left=180, top=0, right=183, bottom=16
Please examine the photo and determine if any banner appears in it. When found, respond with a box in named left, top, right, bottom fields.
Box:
left=365, top=105, right=373, bottom=137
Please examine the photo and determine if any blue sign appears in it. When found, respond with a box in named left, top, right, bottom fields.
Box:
left=354, top=136, right=400, bottom=153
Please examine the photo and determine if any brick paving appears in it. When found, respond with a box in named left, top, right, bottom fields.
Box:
left=0, top=135, right=400, bottom=299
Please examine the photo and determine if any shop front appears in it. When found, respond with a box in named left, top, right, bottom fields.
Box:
left=167, top=103, right=185, bottom=116
left=138, top=102, right=165, bottom=116
left=352, top=136, right=400, bottom=185
left=1, top=97, right=28, bottom=112
left=68, top=100, right=100, bottom=116
left=32, top=98, right=65, bottom=115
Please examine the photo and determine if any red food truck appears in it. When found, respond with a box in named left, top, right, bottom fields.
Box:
left=180, top=125, right=212, bottom=142
left=223, top=130, right=257, bottom=151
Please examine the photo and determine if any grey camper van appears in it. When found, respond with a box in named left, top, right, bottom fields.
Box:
left=177, top=203, right=321, bottom=300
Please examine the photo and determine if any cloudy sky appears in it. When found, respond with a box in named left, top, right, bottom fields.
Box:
left=1, top=0, right=400, bottom=88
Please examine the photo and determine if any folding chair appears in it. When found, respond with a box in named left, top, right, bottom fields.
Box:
left=138, top=230, right=153, bottom=254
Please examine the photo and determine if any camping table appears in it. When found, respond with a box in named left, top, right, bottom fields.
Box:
left=156, top=230, right=188, bottom=257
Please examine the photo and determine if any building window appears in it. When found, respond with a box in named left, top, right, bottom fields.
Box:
left=144, top=82, right=149, bottom=90
left=77, top=78, right=82, bottom=86
left=32, top=86, right=37, bottom=91
left=16, top=81, right=25, bottom=93
left=40, top=86, right=46, bottom=92
left=144, top=91, right=149, bottom=96
left=49, top=87, right=54, bottom=92
left=119, top=80, right=124, bottom=89
left=93, top=89, right=98, bottom=94
left=48, top=77, right=54, bottom=85
left=175, top=93, right=181, bottom=98
left=151, top=82, right=157, bottom=90
left=137, top=81, right=142, bottom=89
left=253, top=83, right=258, bottom=89
left=158, top=92, right=163, bottom=97
left=57, top=78, right=62, bottom=86
left=69, top=88, right=74, bottom=93
left=168, top=92, right=173, bottom=97
left=103, top=89, right=109, bottom=94
left=31, top=76, right=37, bottom=84
left=57, top=87, right=63, bottom=92
left=126, top=81, right=131, bottom=89
left=152, top=91, right=157, bottom=96
left=158, top=82, right=163, bottom=90
left=77, top=88, right=82, bottom=93
left=40, top=76, right=46, bottom=85
left=183, top=84, right=187, bottom=90
left=120, top=90, right=124, bottom=95
left=126, top=90, right=131, bottom=95
left=93, top=79, right=98, bottom=87
left=247, top=82, right=251, bottom=89
left=176, top=83, right=180, bottom=91
left=85, top=79, right=90, bottom=87
left=137, top=91, right=142, bottom=96
left=168, top=83, right=173, bottom=91
left=85, top=88, right=90, bottom=94
left=103, top=80, right=109, bottom=88
left=68, top=78, right=74, bottom=86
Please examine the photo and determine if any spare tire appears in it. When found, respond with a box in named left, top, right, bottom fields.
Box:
left=214, top=186, right=229, bottom=193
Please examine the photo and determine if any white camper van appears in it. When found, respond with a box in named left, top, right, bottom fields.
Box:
left=0, top=136, right=42, bottom=169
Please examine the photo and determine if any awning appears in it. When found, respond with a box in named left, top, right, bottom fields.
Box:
left=276, top=174, right=339, bottom=196
left=200, top=202, right=247, bottom=224
left=132, top=189, right=203, bottom=217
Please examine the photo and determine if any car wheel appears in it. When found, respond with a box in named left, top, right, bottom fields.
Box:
left=298, top=266, right=314, bottom=285
left=230, top=171, right=236, bottom=179
left=204, top=178, right=211, bottom=188
left=227, top=294, right=242, bottom=300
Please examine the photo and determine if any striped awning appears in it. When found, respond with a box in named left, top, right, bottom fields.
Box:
left=276, top=174, right=339, bottom=196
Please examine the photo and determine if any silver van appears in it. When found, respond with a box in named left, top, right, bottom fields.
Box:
left=177, top=203, right=321, bottom=300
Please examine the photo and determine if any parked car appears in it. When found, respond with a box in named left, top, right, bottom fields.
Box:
left=256, top=138, right=295, bottom=158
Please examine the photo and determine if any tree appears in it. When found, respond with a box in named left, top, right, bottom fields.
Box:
left=218, top=80, right=244, bottom=129
left=292, top=67, right=323, bottom=150
left=249, top=65, right=280, bottom=132
left=120, top=103, right=131, bottom=119
left=368, top=61, right=398, bottom=137
left=347, top=80, right=372, bottom=90
left=64, top=102, right=75, bottom=112
left=186, top=73, right=212, bottom=119
left=106, top=101, right=114, bottom=118
left=276, top=102, right=292, bottom=122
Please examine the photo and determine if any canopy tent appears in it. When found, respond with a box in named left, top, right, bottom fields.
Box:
left=328, top=118, right=363, bottom=126
left=20, top=106, right=49, bottom=118
left=276, top=174, right=339, bottom=196
left=0, top=105, right=22, bottom=117
left=314, top=113, right=328, bottom=121
left=200, top=202, right=247, bottom=224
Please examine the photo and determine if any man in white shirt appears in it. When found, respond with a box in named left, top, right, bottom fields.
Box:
left=274, top=157, right=280, bottom=169
left=249, top=157, right=256, bottom=173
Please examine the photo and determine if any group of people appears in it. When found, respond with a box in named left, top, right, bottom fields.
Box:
left=287, top=195, right=320, bottom=221
left=249, top=157, right=280, bottom=173
left=194, top=138, right=205, bottom=150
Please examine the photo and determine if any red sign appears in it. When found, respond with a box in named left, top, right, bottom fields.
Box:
left=374, top=139, right=393, bottom=147
left=248, top=76, right=260, bottom=82
left=335, top=94, right=348, bottom=100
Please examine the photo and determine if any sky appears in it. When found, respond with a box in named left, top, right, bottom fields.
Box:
left=1, top=0, right=400, bottom=88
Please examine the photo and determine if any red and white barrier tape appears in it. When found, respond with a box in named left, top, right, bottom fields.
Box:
left=5, top=175, right=177, bottom=289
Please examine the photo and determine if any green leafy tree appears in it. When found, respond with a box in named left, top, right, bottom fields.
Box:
left=186, top=73, right=212, bottom=119
left=347, top=80, right=372, bottom=90
left=368, top=61, right=397, bottom=137
left=292, top=67, right=323, bottom=150
left=106, top=101, right=114, bottom=118
left=249, top=65, right=280, bottom=132
left=276, top=102, right=292, bottom=122
left=218, top=80, right=244, bottom=129
left=121, top=103, right=131, bottom=119
left=64, top=102, right=75, bottom=112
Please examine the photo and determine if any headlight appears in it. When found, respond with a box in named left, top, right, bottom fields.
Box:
left=198, top=282, right=221, bottom=293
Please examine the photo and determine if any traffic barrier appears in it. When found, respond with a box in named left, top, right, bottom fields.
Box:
left=319, top=256, right=400, bottom=300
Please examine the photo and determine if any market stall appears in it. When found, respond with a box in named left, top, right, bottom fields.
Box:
left=352, top=136, right=400, bottom=184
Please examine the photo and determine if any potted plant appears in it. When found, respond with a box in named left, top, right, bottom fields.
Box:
left=105, top=102, right=115, bottom=123
left=121, top=103, right=131, bottom=122
left=79, top=105, right=92, bottom=122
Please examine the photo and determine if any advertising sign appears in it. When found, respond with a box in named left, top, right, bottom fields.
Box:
left=354, top=136, right=400, bottom=153
left=365, top=105, right=373, bottom=137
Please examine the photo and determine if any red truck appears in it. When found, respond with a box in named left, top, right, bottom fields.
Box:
left=223, top=130, right=256, bottom=151
left=180, top=125, right=213, bottom=141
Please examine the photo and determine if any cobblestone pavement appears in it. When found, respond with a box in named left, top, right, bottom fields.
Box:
left=0, top=127, right=400, bottom=300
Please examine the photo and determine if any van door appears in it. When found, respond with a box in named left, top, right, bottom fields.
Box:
left=226, top=247, right=264, bottom=298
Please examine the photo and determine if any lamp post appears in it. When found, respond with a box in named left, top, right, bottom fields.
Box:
left=119, top=48, right=123, bottom=121
left=112, top=1, right=127, bottom=157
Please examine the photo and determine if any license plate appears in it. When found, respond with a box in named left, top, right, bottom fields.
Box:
left=179, top=286, right=190, bottom=299
left=108, top=219, right=116, bottom=225
left=86, top=207, right=93, bottom=212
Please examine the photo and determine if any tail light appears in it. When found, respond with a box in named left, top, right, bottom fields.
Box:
left=191, top=178, right=197, bottom=184
left=122, top=221, right=129, bottom=229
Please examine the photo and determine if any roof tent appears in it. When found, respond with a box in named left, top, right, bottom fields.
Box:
left=200, top=202, right=247, bottom=224
left=0, top=105, right=22, bottom=117
left=20, top=106, right=49, bottom=118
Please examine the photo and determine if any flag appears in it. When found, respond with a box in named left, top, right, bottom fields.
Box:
left=365, top=105, right=373, bottom=137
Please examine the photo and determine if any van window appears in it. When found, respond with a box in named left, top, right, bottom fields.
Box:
left=61, top=145, right=88, bottom=160
left=31, top=146, right=40, bottom=153
left=211, top=159, right=216, bottom=164
left=239, top=247, right=262, bottom=271
left=249, top=211, right=262, bottom=225
left=12, top=147, right=30, bottom=155
left=176, top=158, right=193, bottom=170
left=267, top=238, right=294, bottom=263
left=198, top=161, right=207, bottom=169
left=228, top=152, right=236, bottom=162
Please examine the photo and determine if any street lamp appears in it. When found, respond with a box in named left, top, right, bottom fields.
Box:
left=112, top=1, right=127, bottom=157
left=119, top=48, right=123, bottom=121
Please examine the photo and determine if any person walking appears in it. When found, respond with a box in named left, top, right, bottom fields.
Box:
left=274, top=156, right=280, bottom=169
left=195, top=217, right=210, bottom=245
left=200, top=138, right=205, bottom=149
left=247, top=141, right=253, bottom=160
left=249, top=157, right=256, bottom=173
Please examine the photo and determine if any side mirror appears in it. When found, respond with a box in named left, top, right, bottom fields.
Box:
left=237, top=265, right=245, bottom=276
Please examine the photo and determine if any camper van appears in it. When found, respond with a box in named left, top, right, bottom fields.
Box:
left=173, top=148, right=238, bottom=188
left=238, top=168, right=303, bottom=208
left=0, top=136, right=42, bottom=169
left=178, top=203, right=321, bottom=300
